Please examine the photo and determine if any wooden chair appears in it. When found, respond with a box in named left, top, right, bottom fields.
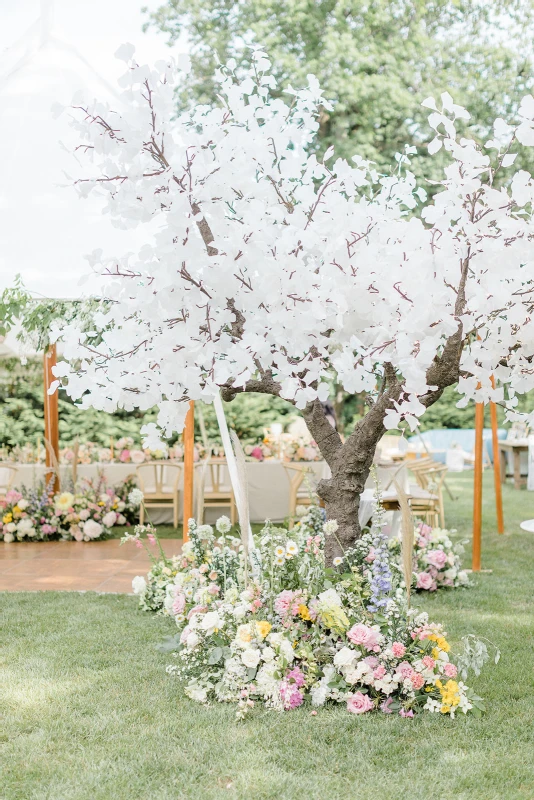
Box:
left=283, top=463, right=317, bottom=528
left=203, top=459, right=237, bottom=524
left=0, top=466, right=17, bottom=498
left=136, top=462, right=182, bottom=528
left=408, top=459, right=448, bottom=527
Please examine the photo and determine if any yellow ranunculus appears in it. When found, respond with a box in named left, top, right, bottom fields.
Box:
left=298, top=604, right=311, bottom=621
left=254, top=621, right=272, bottom=639
left=3, top=513, right=13, bottom=524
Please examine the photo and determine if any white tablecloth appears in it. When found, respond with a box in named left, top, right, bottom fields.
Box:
left=9, top=461, right=329, bottom=524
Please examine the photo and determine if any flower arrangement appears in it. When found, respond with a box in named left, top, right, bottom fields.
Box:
left=243, top=435, right=321, bottom=462
left=388, top=522, right=469, bottom=592
left=131, top=503, right=492, bottom=719
left=0, top=437, right=208, bottom=465
left=0, top=476, right=129, bottom=542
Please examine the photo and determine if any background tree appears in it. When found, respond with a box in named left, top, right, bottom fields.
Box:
left=145, top=0, right=534, bottom=180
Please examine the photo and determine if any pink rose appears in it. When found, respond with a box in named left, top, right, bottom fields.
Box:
left=391, top=642, right=406, bottom=658
left=444, top=663, right=458, bottom=678
left=179, top=625, right=192, bottom=644
left=416, top=572, right=434, bottom=590
left=347, top=623, right=380, bottom=650
left=347, top=692, right=374, bottom=715
left=119, top=449, right=131, bottom=463
left=208, top=584, right=220, bottom=596
left=172, top=593, right=186, bottom=615
left=425, top=549, right=448, bottom=569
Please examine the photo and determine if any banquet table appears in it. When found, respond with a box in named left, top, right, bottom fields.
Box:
left=8, top=460, right=330, bottom=524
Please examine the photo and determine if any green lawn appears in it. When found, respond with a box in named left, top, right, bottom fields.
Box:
left=1, top=472, right=534, bottom=800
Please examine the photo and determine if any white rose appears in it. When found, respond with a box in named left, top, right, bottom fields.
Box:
left=200, top=611, right=222, bottom=634
left=17, top=499, right=28, bottom=511
left=6, top=523, right=17, bottom=533
left=232, top=604, right=247, bottom=621
left=185, top=684, right=207, bottom=703
left=132, top=576, right=147, bottom=595
left=17, top=518, right=34, bottom=534
left=102, top=511, right=117, bottom=528
left=241, top=649, right=261, bottom=669
left=261, top=646, right=276, bottom=663
left=117, top=514, right=126, bottom=525
left=186, top=631, right=200, bottom=649
left=3, top=532, right=14, bottom=543
left=334, top=646, right=358, bottom=668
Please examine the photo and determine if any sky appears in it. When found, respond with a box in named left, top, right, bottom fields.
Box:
left=0, top=0, right=186, bottom=299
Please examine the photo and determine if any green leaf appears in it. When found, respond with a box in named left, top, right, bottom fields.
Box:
left=207, top=647, right=223, bottom=665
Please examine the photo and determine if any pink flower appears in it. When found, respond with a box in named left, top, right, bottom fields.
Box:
left=119, top=449, right=131, bottom=462
left=147, top=533, right=156, bottom=545
left=363, top=655, right=379, bottom=668
left=208, top=584, right=220, bottom=596
left=250, top=446, right=264, bottom=461
left=397, top=661, right=414, bottom=679
left=399, top=708, right=414, bottom=718
left=380, top=697, right=393, bottom=714
left=347, top=692, right=374, bottom=715
left=135, top=539, right=143, bottom=549
left=364, top=546, right=376, bottom=563
left=425, top=549, right=448, bottom=569
left=286, top=667, right=305, bottom=688
left=187, top=605, right=207, bottom=619
left=347, top=623, right=380, bottom=651
left=172, top=593, right=186, bottom=615
left=274, top=590, right=303, bottom=618
left=444, top=663, right=458, bottom=678
left=391, top=642, right=406, bottom=658
left=280, top=681, right=304, bottom=710
left=416, top=572, right=434, bottom=590
left=373, top=665, right=386, bottom=679
left=422, top=656, right=435, bottom=669
left=72, top=528, right=84, bottom=542
left=411, top=673, right=425, bottom=690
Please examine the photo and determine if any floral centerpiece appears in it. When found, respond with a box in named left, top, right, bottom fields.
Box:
left=0, top=476, right=129, bottom=542
left=388, top=522, right=469, bottom=592
left=128, top=502, right=493, bottom=719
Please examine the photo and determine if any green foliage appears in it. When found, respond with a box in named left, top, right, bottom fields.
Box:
left=146, top=0, right=534, bottom=181
left=0, top=357, right=297, bottom=449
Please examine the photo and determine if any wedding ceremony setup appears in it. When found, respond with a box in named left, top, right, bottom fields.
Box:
left=2, top=1, right=534, bottom=798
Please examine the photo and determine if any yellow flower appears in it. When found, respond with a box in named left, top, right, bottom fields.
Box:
left=298, top=604, right=311, bottom=621
left=236, top=624, right=253, bottom=645
left=13, top=505, right=21, bottom=515
left=319, top=605, right=349, bottom=633
left=436, top=637, right=450, bottom=652
left=3, top=513, right=12, bottom=524
left=54, top=492, right=75, bottom=511
left=440, top=704, right=451, bottom=714
left=437, top=679, right=461, bottom=710
left=254, top=621, right=272, bottom=639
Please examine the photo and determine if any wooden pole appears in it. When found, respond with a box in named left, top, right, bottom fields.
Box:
left=182, top=400, right=195, bottom=541
left=43, top=344, right=60, bottom=494
left=472, top=399, right=484, bottom=571
left=490, top=377, right=504, bottom=534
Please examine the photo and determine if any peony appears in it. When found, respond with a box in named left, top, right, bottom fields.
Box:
left=17, top=498, right=28, bottom=511
left=416, top=572, right=435, bottom=590
left=132, top=575, right=147, bottom=595
left=130, top=449, right=146, bottom=464
left=347, top=623, right=381, bottom=650
left=241, top=649, right=261, bottom=669
left=82, top=519, right=103, bottom=539
left=102, top=511, right=117, bottom=528
left=347, top=692, right=374, bottom=714
left=425, top=549, right=448, bottom=569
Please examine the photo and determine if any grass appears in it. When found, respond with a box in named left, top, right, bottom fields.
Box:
left=1, top=471, right=534, bottom=799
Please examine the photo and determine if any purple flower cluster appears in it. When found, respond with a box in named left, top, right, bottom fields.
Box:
left=367, top=520, right=392, bottom=613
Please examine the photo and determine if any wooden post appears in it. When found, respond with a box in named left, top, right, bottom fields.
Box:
left=489, top=377, right=504, bottom=534
left=182, top=400, right=195, bottom=541
left=472, top=400, right=484, bottom=571
left=43, top=344, right=60, bottom=494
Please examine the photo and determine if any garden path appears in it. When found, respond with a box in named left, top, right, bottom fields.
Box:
left=0, top=538, right=182, bottom=593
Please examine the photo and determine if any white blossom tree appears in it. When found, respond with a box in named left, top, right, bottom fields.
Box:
left=54, top=45, right=534, bottom=562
